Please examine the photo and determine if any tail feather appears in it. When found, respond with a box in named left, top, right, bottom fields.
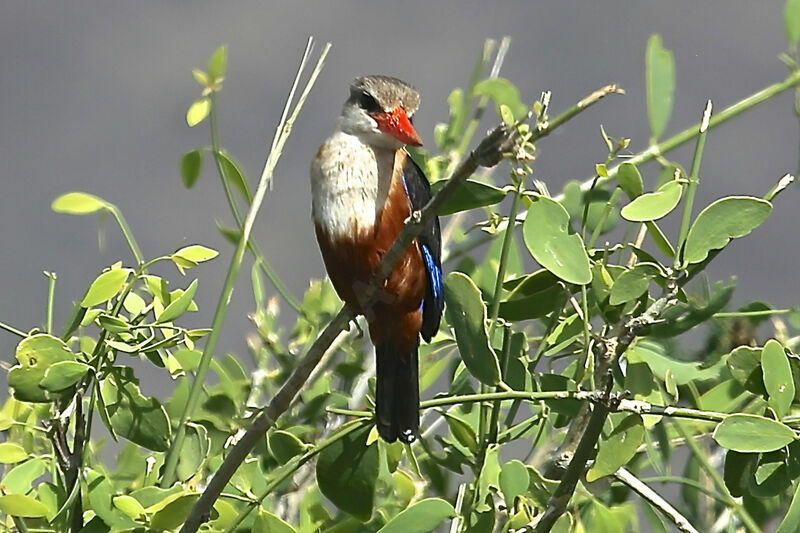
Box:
left=375, top=341, right=419, bottom=443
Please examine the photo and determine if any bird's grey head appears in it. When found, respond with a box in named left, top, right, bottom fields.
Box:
left=338, top=75, right=422, bottom=149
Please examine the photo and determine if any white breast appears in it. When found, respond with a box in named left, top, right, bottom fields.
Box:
left=311, top=131, right=394, bottom=240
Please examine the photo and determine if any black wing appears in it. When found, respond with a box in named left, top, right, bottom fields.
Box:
left=402, top=154, right=443, bottom=342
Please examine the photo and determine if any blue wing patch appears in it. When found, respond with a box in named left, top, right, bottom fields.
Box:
left=421, top=244, right=444, bottom=311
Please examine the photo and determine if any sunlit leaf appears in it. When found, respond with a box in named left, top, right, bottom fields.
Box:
left=646, top=34, right=675, bottom=139
left=473, top=77, right=528, bottom=120
left=217, top=149, right=252, bottom=202
left=112, top=495, right=145, bottom=520
left=101, top=373, right=172, bottom=451
left=682, top=196, right=772, bottom=266
left=762, top=339, right=795, bottom=419
left=51, top=192, right=108, bottom=215
left=39, top=360, right=90, bottom=392
left=0, top=443, right=28, bottom=464
left=207, top=45, right=228, bottom=80
left=617, top=163, right=644, bottom=199
left=0, top=494, right=49, bottom=518
left=9, top=334, right=76, bottom=402
left=713, top=414, right=795, bottom=452
left=620, top=180, right=682, bottom=222
left=157, top=279, right=198, bottom=323
left=254, top=509, right=297, bottom=533
left=523, top=195, right=592, bottom=285
left=499, top=460, right=530, bottom=509
left=186, top=97, right=211, bottom=127
left=81, top=268, right=132, bottom=308
left=587, top=415, right=645, bottom=481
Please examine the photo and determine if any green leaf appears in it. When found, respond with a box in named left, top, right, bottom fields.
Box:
left=0, top=443, right=28, bottom=464
left=268, top=430, right=308, bottom=464
left=682, top=196, right=772, bottom=266
left=1, top=457, right=47, bottom=494
left=499, top=460, right=530, bottom=509
left=777, top=474, right=800, bottom=533
left=192, top=68, right=210, bottom=86
left=727, top=346, right=762, bottom=385
left=97, top=313, right=131, bottom=333
left=0, top=494, right=49, bottom=518
left=608, top=263, right=660, bottom=305
left=81, top=268, right=132, bottom=308
left=112, top=495, right=145, bottom=520
left=523, top=195, right=592, bottom=285
left=181, top=149, right=203, bottom=188
left=620, top=180, right=682, bottom=222
left=430, top=179, right=507, bottom=215
left=207, top=45, right=228, bottom=80
left=786, top=0, right=800, bottom=47
left=617, top=163, right=644, bottom=199
left=149, top=493, right=200, bottom=530
left=186, top=97, right=211, bottom=127
left=171, top=245, right=219, bottom=270
left=157, top=279, right=198, bottom=323
left=500, top=269, right=569, bottom=321
left=51, top=192, right=108, bottom=214
left=9, top=334, right=76, bottom=402
left=762, top=339, right=795, bottom=418
left=440, top=410, right=479, bottom=454
left=713, top=414, right=796, bottom=452
left=254, top=509, right=297, bottom=533
left=40, top=361, right=90, bottom=392
left=444, top=273, right=501, bottom=386
left=101, top=373, right=171, bottom=451
left=217, top=149, right=253, bottom=202
left=629, top=339, right=721, bottom=385
left=176, top=423, right=209, bottom=482
left=377, top=498, right=456, bottom=533
left=646, top=34, right=675, bottom=139
left=586, top=414, right=645, bottom=481
left=316, top=425, right=377, bottom=521
left=473, top=77, right=528, bottom=120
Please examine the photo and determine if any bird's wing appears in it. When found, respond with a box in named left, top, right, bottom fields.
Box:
left=401, top=153, right=443, bottom=342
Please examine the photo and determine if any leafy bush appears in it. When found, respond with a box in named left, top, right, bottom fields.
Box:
left=4, top=8, right=800, bottom=533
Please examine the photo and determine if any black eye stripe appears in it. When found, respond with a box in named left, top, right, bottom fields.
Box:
left=357, top=92, right=382, bottom=113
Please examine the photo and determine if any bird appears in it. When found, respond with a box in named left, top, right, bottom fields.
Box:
left=311, top=75, right=444, bottom=443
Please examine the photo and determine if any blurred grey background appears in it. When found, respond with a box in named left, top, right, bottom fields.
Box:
left=0, top=0, right=797, bottom=393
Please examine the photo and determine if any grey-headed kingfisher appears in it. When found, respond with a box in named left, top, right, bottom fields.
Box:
left=311, top=75, right=444, bottom=443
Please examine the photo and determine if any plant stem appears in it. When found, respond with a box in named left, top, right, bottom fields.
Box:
left=107, top=204, right=144, bottom=265
left=564, top=69, right=800, bottom=200
left=675, top=101, right=712, bottom=268
left=673, top=420, right=761, bottom=533
left=45, top=272, right=57, bottom=335
left=614, top=467, right=700, bottom=533
left=0, top=320, right=26, bottom=338
left=487, top=177, right=523, bottom=334
left=713, top=308, right=793, bottom=318
left=162, top=39, right=330, bottom=489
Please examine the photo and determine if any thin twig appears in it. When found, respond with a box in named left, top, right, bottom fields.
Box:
left=614, top=467, right=700, bottom=533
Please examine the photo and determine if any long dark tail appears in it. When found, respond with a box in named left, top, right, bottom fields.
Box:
left=375, top=340, right=419, bottom=443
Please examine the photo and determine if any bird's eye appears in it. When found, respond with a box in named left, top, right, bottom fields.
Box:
left=358, top=92, right=382, bottom=113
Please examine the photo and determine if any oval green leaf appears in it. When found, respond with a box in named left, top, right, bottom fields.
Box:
left=9, top=334, right=76, bottom=403
left=499, top=460, right=530, bottom=509
left=40, top=361, right=90, bottom=392
left=0, top=494, right=49, bottom=518
left=254, top=509, right=297, bottom=533
left=101, top=374, right=172, bottom=451
left=112, top=495, right=145, bottom=520
left=51, top=192, right=108, bottom=215
left=444, top=273, right=501, bottom=386
left=620, top=180, right=683, bottom=222
left=81, top=268, right=131, bottom=308
left=181, top=149, right=203, bottom=189
left=157, top=279, right=198, bottom=323
left=473, top=77, right=528, bottom=120
left=713, top=414, right=796, bottom=453
left=377, top=498, right=456, bottom=533
left=523, top=195, right=592, bottom=285
left=762, top=339, right=795, bottom=419
left=617, top=163, right=644, bottom=199
left=682, top=196, right=772, bottom=266
left=0, top=443, right=28, bottom=464
left=186, top=97, right=211, bottom=127
left=207, top=45, right=228, bottom=80
left=646, top=34, right=675, bottom=139
left=316, top=425, right=378, bottom=521
left=431, top=179, right=507, bottom=216
left=586, top=414, right=645, bottom=481
left=268, top=430, right=308, bottom=464
left=217, top=149, right=252, bottom=202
